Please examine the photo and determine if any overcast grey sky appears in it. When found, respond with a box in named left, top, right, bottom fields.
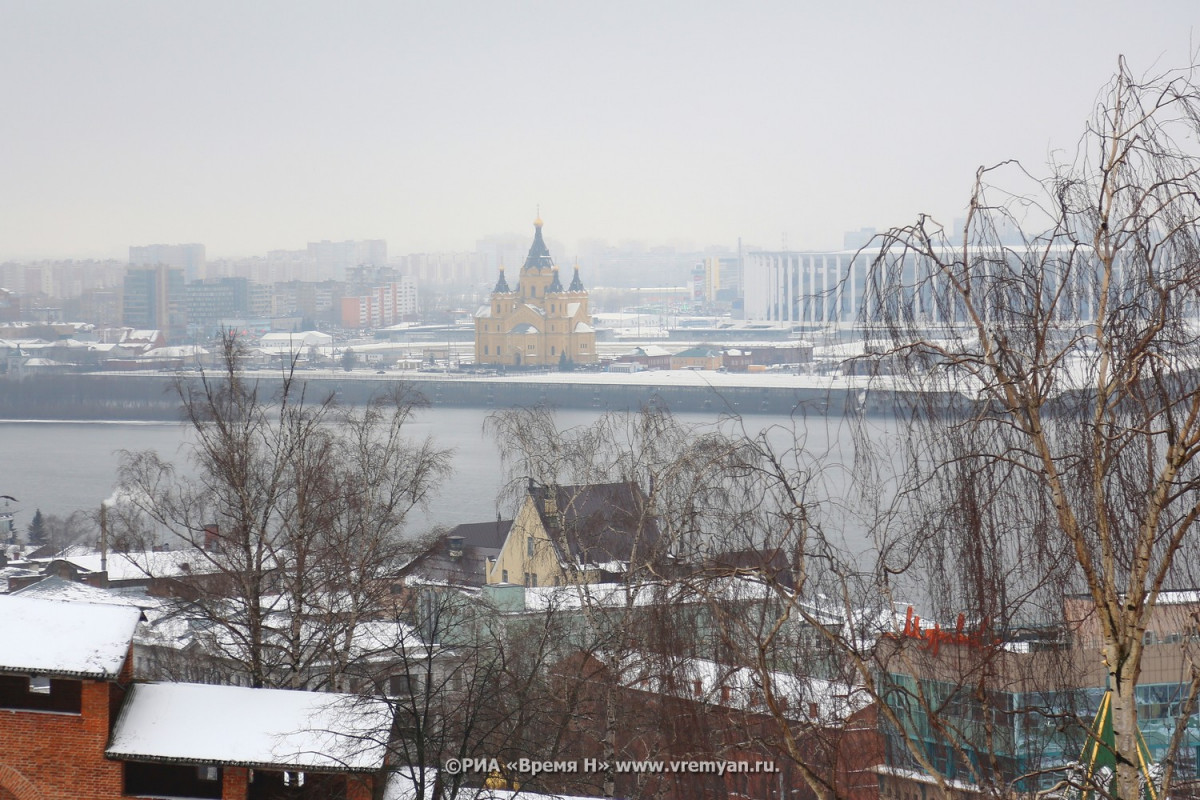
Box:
left=0, top=1, right=1196, bottom=260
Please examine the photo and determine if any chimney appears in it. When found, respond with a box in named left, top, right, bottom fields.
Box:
left=99, top=503, right=107, bottom=573
left=203, top=523, right=220, bottom=551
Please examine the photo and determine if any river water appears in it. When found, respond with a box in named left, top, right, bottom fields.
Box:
left=0, top=407, right=871, bottom=542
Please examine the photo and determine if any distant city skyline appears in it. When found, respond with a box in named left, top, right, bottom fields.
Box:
left=1, top=2, right=1196, bottom=263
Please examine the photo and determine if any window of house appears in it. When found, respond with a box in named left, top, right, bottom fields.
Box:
left=531, top=574, right=538, bottom=587
left=390, top=673, right=422, bottom=697
left=580, top=343, right=588, bottom=350
left=0, top=675, right=81, bottom=713
left=124, top=763, right=222, bottom=799
left=501, top=569, right=508, bottom=583
left=527, top=343, right=535, bottom=350
left=527, top=536, right=534, bottom=556
left=524, top=572, right=531, bottom=587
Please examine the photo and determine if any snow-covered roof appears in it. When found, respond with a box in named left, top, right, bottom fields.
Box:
left=0, top=595, right=141, bottom=678
left=12, top=576, right=147, bottom=608
left=574, top=321, right=594, bottom=333
left=518, top=575, right=784, bottom=613
left=259, top=331, right=333, bottom=349
left=567, top=302, right=581, bottom=317
left=613, top=652, right=866, bottom=724
left=474, top=305, right=492, bottom=318
left=141, top=345, right=208, bottom=358
left=629, top=344, right=671, bottom=357
left=121, top=329, right=162, bottom=342
left=40, top=549, right=222, bottom=582
left=107, top=682, right=393, bottom=772
left=385, top=769, right=607, bottom=800
left=0, top=565, right=40, bottom=592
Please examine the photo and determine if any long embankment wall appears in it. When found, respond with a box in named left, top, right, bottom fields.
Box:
left=0, top=372, right=905, bottom=420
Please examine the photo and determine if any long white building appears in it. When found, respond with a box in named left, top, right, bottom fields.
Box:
left=743, top=244, right=1169, bottom=328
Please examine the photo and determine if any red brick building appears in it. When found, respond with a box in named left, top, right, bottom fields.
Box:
left=542, top=651, right=884, bottom=800
left=0, top=595, right=391, bottom=800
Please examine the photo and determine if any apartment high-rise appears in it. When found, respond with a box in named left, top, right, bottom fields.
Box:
left=129, top=243, right=206, bottom=283
left=123, top=265, right=186, bottom=343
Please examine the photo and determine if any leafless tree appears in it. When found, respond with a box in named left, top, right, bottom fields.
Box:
left=115, top=332, right=451, bottom=689
left=851, top=57, right=1200, bottom=800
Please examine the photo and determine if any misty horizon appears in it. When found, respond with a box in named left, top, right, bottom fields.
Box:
left=2, top=2, right=1196, bottom=263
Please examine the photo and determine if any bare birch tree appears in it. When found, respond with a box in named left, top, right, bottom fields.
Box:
left=116, top=333, right=451, bottom=689
left=854, top=57, right=1200, bottom=800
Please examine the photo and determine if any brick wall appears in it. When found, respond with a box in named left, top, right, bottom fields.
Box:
left=0, top=678, right=126, bottom=799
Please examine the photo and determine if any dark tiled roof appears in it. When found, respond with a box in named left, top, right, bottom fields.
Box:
left=531, top=482, right=661, bottom=571
left=448, top=519, right=512, bottom=552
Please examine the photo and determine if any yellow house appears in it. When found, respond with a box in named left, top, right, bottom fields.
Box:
left=474, top=217, right=597, bottom=367
left=487, top=481, right=661, bottom=587
left=669, top=345, right=724, bottom=371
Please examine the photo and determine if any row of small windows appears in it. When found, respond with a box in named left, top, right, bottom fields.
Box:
left=482, top=342, right=588, bottom=355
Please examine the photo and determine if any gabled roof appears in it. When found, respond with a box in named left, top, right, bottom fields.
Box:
left=107, top=682, right=393, bottom=772
left=0, top=595, right=141, bottom=679
left=12, top=575, right=145, bottom=607
left=449, top=519, right=512, bottom=551
left=609, top=651, right=866, bottom=724
left=673, top=345, right=722, bottom=358
left=531, top=482, right=661, bottom=572
left=36, top=548, right=223, bottom=582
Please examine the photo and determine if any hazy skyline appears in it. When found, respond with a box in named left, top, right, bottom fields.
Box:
left=1, top=1, right=1196, bottom=262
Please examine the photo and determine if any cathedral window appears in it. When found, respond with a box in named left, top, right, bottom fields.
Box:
left=551, top=346, right=556, bottom=355
left=484, top=345, right=489, bottom=355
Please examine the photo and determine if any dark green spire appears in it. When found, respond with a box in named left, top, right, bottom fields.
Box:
left=492, top=266, right=511, bottom=293
left=523, top=217, right=554, bottom=270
